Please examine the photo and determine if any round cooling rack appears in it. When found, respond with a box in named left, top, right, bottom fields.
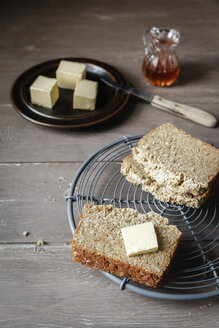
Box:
left=67, top=136, right=219, bottom=301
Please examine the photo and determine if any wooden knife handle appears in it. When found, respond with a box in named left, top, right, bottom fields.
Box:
left=151, top=95, right=217, bottom=128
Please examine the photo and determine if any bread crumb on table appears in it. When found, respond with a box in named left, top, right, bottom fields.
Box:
left=23, top=231, right=29, bottom=236
left=37, top=240, right=44, bottom=246
left=199, top=303, right=212, bottom=310
left=47, top=195, right=56, bottom=202
left=34, top=240, right=46, bottom=253
left=58, top=176, right=67, bottom=182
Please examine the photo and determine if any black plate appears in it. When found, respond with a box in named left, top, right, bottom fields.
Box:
left=11, top=58, right=130, bottom=128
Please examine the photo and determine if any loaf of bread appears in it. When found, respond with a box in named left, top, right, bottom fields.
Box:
left=72, top=204, right=182, bottom=288
left=121, top=123, right=219, bottom=208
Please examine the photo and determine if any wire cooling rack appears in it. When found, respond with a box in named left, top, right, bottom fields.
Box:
left=67, top=135, right=219, bottom=300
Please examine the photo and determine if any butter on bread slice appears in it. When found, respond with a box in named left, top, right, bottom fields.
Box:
left=121, top=221, right=158, bottom=256
left=72, top=204, right=182, bottom=288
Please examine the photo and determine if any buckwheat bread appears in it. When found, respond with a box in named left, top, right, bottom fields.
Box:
left=121, top=154, right=216, bottom=207
left=121, top=123, right=219, bottom=208
left=72, top=204, right=182, bottom=288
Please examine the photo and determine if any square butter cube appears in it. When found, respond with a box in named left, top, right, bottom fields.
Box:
left=56, top=60, right=86, bottom=90
left=29, top=75, right=59, bottom=109
left=121, top=221, right=158, bottom=257
left=73, top=80, right=98, bottom=110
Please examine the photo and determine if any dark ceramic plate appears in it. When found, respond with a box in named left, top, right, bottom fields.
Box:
left=11, top=58, right=130, bottom=128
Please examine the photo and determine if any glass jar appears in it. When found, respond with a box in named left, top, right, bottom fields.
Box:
left=142, top=27, right=180, bottom=87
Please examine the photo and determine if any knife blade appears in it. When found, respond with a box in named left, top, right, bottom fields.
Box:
left=100, top=78, right=217, bottom=127
left=101, top=78, right=153, bottom=103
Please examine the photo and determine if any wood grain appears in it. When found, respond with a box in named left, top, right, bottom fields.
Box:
left=0, top=0, right=219, bottom=327
left=0, top=163, right=77, bottom=243
left=1, top=103, right=218, bottom=163
left=0, top=244, right=218, bottom=328
left=0, top=0, right=219, bottom=164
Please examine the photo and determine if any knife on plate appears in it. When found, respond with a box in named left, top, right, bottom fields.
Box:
left=101, top=78, right=217, bottom=128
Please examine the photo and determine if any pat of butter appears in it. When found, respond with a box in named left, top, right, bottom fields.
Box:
left=56, top=60, right=86, bottom=90
left=121, top=222, right=158, bottom=257
left=73, top=79, right=98, bottom=110
left=29, top=75, right=59, bottom=109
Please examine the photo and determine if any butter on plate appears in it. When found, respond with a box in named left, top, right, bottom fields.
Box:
left=121, top=221, right=158, bottom=257
left=56, top=60, right=86, bottom=90
left=29, top=75, right=59, bottom=109
left=73, top=79, right=98, bottom=110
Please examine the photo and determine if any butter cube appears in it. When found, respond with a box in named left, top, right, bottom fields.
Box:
left=29, top=75, right=59, bottom=109
left=121, top=222, right=158, bottom=257
left=56, top=60, right=86, bottom=90
left=73, top=80, right=98, bottom=110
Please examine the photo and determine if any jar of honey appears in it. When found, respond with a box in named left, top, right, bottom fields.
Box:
left=142, top=27, right=180, bottom=87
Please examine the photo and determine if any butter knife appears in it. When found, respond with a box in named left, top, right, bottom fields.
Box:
left=101, top=78, right=217, bottom=128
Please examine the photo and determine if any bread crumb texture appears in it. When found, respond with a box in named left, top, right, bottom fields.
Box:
left=72, top=204, right=182, bottom=288
left=136, top=123, right=219, bottom=187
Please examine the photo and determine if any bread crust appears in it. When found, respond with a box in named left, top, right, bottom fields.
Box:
left=72, top=233, right=182, bottom=288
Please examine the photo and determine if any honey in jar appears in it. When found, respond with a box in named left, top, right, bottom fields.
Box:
left=142, top=27, right=180, bottom=87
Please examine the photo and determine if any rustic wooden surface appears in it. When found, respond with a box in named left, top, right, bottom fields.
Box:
left=0, top=0, right=219, bottom=327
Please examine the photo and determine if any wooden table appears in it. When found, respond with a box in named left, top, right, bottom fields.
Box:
left=1, top=0, right=218, bottom=327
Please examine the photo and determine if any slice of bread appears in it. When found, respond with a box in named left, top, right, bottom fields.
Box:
left=122, top=123, right=219, bottom=208
left=121, top=154, right=213, bottom=207
left=133, top=123, right=219, bottom=191
left=72, top=204, right=182, bottom=288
